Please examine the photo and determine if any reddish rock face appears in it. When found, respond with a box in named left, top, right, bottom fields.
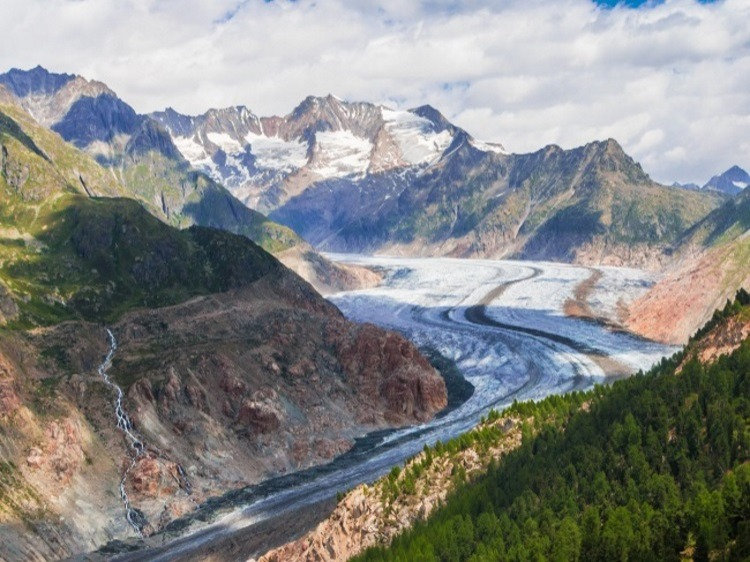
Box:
left=130, top=456, right=164, bottom=497
left=129, top=455, right=189, bottom=499
left=333, top=324, right=447, bottom=423
left=627, top=241, right=750, bottom=345
left=88, top=277, right=448, bottom=508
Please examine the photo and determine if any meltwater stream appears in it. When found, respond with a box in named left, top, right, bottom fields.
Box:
left=113, top=256, right=677, bottom=561
left=97, top=329, right=147, bottom=537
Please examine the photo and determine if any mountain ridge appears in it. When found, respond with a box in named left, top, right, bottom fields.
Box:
left=270, top=135, right=721, bottom=268
left=152, top=93, right=722, bottom=269
left=0, top=66, right=372, bottom=294
left=150, top=95, right=489, bottom=214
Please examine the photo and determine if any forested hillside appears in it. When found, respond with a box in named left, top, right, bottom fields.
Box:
left=355, top=296, right=750, bottom=562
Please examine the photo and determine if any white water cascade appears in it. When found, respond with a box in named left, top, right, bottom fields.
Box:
left=97, top=328, right=146, bottom=537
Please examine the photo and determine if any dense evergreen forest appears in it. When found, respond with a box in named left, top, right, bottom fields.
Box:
left=354, top=300, right=750, bottom=562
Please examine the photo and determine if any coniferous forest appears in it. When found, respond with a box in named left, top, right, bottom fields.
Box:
left=354, top=301, right=750, bottom=562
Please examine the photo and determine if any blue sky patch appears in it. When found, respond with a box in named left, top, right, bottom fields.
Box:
left=593, top=0, right=717, bottom=7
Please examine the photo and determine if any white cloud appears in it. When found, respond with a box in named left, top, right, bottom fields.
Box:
left=1, top=0, right=748, bottom=184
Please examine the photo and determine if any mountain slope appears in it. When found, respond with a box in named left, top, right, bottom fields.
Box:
left=0, top=106, right=447, bottom=559
left=0, top=68, right=296, bottom=252
left=272, top=137, right=722, bottom=267
left=346, top=299, right=750, bottom=562
left=0, top=67, right=373, bottom=293
left=627, top=187, right=750, bottom=344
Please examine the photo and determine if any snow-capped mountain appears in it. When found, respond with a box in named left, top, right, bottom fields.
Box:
left=702, top=165, right=750, bottom=196
left=151, top=95, right=505, bottom=213
left=0, top=66, right=284, bottom=243
left=1, top=66, right=724, bottom=267
left=153, top=96, right=723, bottom=265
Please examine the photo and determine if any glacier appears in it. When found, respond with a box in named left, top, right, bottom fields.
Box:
left=124, top=255, right=676, bottom=560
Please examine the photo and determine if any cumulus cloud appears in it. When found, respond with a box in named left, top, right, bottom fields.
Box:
left=1, top=0, right=748, bottom=183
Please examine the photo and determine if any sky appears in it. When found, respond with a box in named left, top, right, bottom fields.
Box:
left=2, top=0, right=748, bottom=184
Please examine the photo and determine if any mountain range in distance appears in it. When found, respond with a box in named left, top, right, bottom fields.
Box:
left=2, top=64, right=749, bottom=340
left=154, top=98, right=730, bottom=268
left=673, top=164, right=750, bottom=195
left=3, top=66, right=747, bottom=272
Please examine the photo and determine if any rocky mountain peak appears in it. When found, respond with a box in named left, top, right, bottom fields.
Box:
left=52, top=92, right=142, bottom=148
left=584, top=138, right=651, bottom=183
left=725, top=164, right=746, bottom=176
left=0, top=67, right=118, bottom=129
left=703, top=165, right=749, bottom=195
left=291, top=94, right=344, bottom=116
left=0, top=65, right=76, bottom=98
left=156, top=106, right=198, bottom=137
left=286, top=95, right=383, bottom=139
left=410, top=104, right=455, bottom=133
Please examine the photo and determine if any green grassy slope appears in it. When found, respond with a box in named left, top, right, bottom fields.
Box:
left=112, top=129, right=302, bottom=253
left=0, top=106, right=284, bottom=326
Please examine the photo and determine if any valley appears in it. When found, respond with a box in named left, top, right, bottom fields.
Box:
left=109, top=255, right=676, bottom=560
left=0, top=63, right=747, bottom=561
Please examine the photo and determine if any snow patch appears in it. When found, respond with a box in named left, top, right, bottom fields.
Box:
left=174, top=135, right=208, bottom=162
left=381, top=108, right=453, bottom=166
left=732, top=180, right=748, bottom=189
left=469, top=138, right=507, bottom=155
left=174, top=135, right=221, bottom=180
left=245, top=132, right=309, bottom=171
left=312, top=130, right=373, bottom=178
left=206, top=132, right=243, bottom=154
